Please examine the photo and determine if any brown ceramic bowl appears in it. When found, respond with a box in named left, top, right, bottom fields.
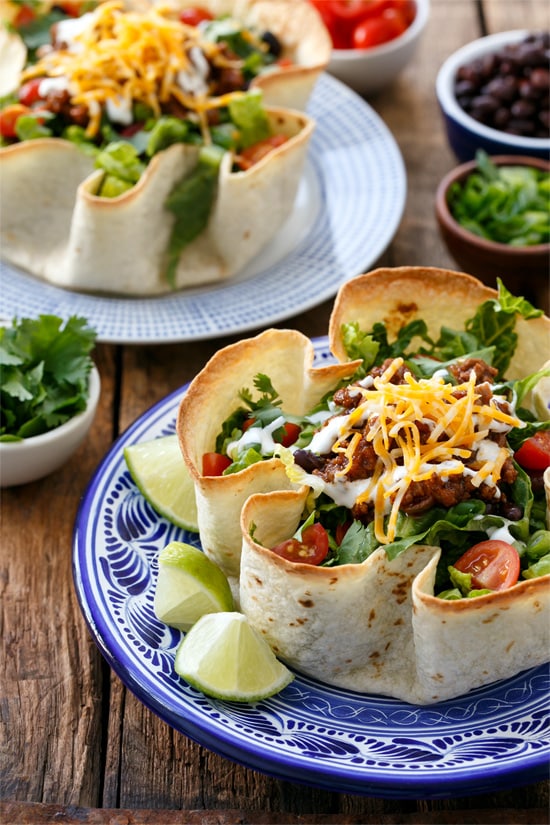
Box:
left=435, top=155, right=550, bottom=310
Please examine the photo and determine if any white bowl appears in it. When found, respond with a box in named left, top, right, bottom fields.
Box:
left=0, top=365, right=101, bottom=487
left=327, top=0, right=430, bottom=96
left=436, top=29, right=550, bottom=162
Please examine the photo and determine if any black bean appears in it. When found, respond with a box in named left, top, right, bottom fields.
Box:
left=261, top=30, right=282, bottom=58
left=453, top=31, right=550, bottom=140
left=293, top=450, right=324, bottom=473
left=511, top=99, right=536, bottom=118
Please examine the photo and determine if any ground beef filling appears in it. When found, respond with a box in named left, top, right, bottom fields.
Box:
left=294, top=358, right=521, bottom=525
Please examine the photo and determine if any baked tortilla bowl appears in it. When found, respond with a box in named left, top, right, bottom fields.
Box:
left=239, top=484, right=549, bottom=704
left=236, top=266, right=550, bottom=703
left=329, top=266, right=549, bottom=380
left=177, top=328, right=361, bottom=580
left=0, top=107, right=314, bottom=294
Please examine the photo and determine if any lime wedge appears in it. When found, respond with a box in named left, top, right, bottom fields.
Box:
left=154, top=542, right=233, bottom=631
left=174, top=612, right=294, bottom=702
left=124, top=434, right=198, bottom=531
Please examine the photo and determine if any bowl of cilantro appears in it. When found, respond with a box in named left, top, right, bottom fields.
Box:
left=435, top=151, right=550, bottom=310
left=0, top=314, right=99, bottom=487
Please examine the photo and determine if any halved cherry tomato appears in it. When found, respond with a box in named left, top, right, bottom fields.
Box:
left=271, top=523, right=329, bottom=565
left=18, top=79, right=44, bottom=107
left=0, top=104, right=31, bottom=139
left=179, top=7, right=214, bottom=27
left=235, top=135, right=288, bottom=171
left=454, top=540, right=520, bottom=591
left=352, top=7, right=407, bottom=49
left=202, top=452, right=232, bottom=476
left=514, top=431, right=550, bottom=472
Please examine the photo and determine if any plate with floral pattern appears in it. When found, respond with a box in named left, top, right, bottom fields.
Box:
left=73, top=339, right=550, bottom=797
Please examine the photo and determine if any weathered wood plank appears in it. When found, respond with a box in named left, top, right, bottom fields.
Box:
left=1, top=344, right=116, bottom=806
left=2, top=802, right=549, bottom=825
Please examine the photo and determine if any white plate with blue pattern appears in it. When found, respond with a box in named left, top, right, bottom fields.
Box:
left=1, top=74, right=406, bottom=344
left=73, top=338, right=550, bottom=799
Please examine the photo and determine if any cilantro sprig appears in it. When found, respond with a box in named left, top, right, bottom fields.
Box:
left=0, top=315, right=97, bottom=441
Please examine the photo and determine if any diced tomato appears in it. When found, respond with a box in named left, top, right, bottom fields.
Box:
left=454, top=540, right=521, bottom=592
left=57, top=0, right=84, bottom=16
left=202, top=452, right=232, bottom=476
left=514, top=431, right=550, bottom=472
left=179, top=6, right=214, bottom=27
left=235, top=135, right=288, bottom=171
left=276, top=57, right=294, bottom=68
left=278, top=422, right=301, bottom=448
left=119, top=122, right=145, bottom=137
left=0, top=104, right=31, bottom=139
left=352, top=7, right=407, bottom=49
left=271, top=523, right=329, bottom=565
left=18, top=79, right=44, bottom=107
left=13, top=4, right=37, bottom=27
left=242, top=417, right=256, bottom=432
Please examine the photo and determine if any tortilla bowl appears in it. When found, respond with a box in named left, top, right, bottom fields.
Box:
left=239, top=485, right=549, bottom=704
left=178, top=266, right=550, bottom=703
left=0, top=0, right=327, bottom=294
left=329, top=266, right=550, bottom=380
left=237, top=267, right=550, bottom=702
left=0, top=107, right=314, bottom=294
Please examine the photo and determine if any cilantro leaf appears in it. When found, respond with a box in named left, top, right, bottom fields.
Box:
left=0, top=315, right=97, bottom=440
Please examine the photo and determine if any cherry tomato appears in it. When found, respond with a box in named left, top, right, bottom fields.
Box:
left=19, top=79, right=44, bottom=107
left=352, top=7, right=407, bottom=49
left=13, top=4, right=37, bottom=27
left=278, top=422, right=301, bottom=447
left=309, top=0, right=414, bottom=49
left=235, top=135, right=288, bottom=171
left=179, top=7, right=214, bottom=27
left=202, top=452, right=232, bottom=476
left=514, top=431, right=550, bottom=472
left=0, top=104, right=31, bottom=139
left=454, top=540, right=520, bottom=591
left=271, top=523, right=329, bottom=565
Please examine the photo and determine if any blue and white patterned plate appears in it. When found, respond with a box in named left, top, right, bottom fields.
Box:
left=73, top=338, right=550, bottom=798
left=1, top=74, right=406, bottom=344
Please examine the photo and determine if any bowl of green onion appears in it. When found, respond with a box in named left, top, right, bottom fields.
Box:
left=435, top=151, right=549, bottom=310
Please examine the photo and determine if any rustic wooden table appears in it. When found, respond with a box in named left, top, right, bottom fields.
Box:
left=2, top=1, right=549, bottom=823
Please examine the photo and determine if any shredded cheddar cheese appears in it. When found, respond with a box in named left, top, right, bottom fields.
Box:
left=20, top=0, right=267, bottom=138
left=315, top=358, right=523, bottom=545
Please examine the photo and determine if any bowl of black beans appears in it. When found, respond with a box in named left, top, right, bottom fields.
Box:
left=436, top=30, right=550, bottom=162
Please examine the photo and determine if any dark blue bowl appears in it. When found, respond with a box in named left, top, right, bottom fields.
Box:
left=436, top=30, right=550, bottom=163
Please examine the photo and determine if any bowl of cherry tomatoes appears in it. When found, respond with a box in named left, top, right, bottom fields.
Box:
left=310, top=0, right=430, bottom=96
